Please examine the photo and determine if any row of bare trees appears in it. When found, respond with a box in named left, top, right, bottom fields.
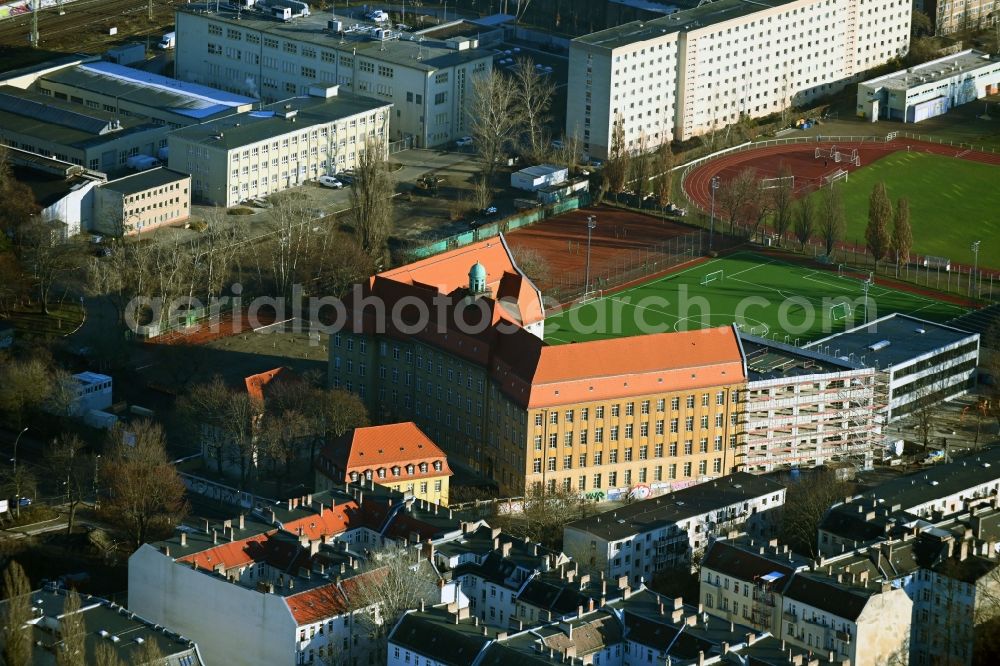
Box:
left=865, top=181, right=913, bottom=273
left=88, top=192, right=374, bottom=336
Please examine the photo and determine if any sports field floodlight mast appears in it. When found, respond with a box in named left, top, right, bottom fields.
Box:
left=585, top=215, right=597, bottom=298
left=710, top=176, right=720, bottom=250
left=971, top=240, right=980, bottom=298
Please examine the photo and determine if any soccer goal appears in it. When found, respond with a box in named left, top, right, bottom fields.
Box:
left=700, top=270, right=724, bottom=286
left=829, top=302, right=852, bottom=322
left=815, top=145, right=837, bottom=160
left=761, top=175, right=794, bottom=190
left=580, top=289, right=603, bottom=303
left=824, top=169, right=848, bottom=186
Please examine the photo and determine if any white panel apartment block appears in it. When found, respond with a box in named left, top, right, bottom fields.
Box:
left=567, top=0, right=910, bottom=158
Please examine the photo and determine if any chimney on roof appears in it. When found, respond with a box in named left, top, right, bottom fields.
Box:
left=671, top=608, right=684, bottom=623
left=358, top=491, right=364, bottom=505
left=180, top=532, right=187, bottom=547
left=238, top=514, right=245, bottom=530
left=448, top=509, right=453, bottom=518
left=577, top=605, right=584, bottom=619
left=212, top=529, right=218, bottom=545
left=601, top=580, right=607, bottom=595
left=515, top=619, right=523, bottom=631
left=588, top=598, right=595, bottom=612
left=746, top=632, right=754, bottom=645
left=673, top=597, right=683, bottom=610
left=658, top=602, right=664, bottom=616
left=162, top=545, right=171, bottom=557
left=306, top=494, right=313, bottom=505
left=722, top=642, right=730, bottom=654
left=482, top=625, right=488, bottom=636
left=203, top=519, right=210, bottom=534
left=229, top=528, right=235, bottom=543
left=288, top=498, right=295, bottom=510
left=473, top=616, right=480, bottom=627
left=697, top=651, right=704, bottom=666
left=501, top=541, right=512, bottom=557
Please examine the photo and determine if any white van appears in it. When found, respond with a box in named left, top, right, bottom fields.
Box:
left=317, top=175, right=343, bottom=189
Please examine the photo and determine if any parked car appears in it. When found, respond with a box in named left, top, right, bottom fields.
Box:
left=317, top=175, right=343, bottom=189
left=480, top=205, right=498, bottom=216
left=455, top=136, right=474, bottom=148
left=336, top=172, right=354, bottom=185
left=666, top=203, right=688, bottom=216
left=551, top=139, right=565, bottom=150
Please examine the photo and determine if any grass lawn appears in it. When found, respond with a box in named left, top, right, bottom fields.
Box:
left=8, top=302, right=86, bottom=341
left=544, top=252, right=969, bottom=344
left=813, top=151, right=1000, bottom=266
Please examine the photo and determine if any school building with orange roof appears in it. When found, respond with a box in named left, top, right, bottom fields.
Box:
left=329, top=234, right=748, bottom=497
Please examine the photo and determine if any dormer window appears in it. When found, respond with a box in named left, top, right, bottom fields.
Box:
left=377, top=469, right=386, bottom=479
left=406, top=465, right=415, bottom=475
left=392, top=466, right=400, bottom=477
left=350, top=472, right=359, bottom=482
left=365, top=470, right=372, bottom=480
left=419, top=463, right=428, bottom=474
left=434, top=461, right=442, bottom=472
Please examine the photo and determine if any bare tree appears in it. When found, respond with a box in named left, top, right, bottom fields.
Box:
left=892, top=197, right=912, bottom=276
left=604, top=112, right=628, bottom=202
left=94, top=643, right=126, bottom=666
left=302, top=227, right=372, bottom=299
left=0, top=357, right=55, bottom=428
left=178, top=376, right=261, bottom=486
left=770, top=168, right=795, bottom=245
left=56, top=589, right=86, bottom=666
left=510, top=246, right=550, bottom=285
left=654, top=141, right=674, bottom=215
left=468, top=70, right=518, bottom=186
left=102, top=420, right=188, bottom=549
left=46, top=435, right=91, bottom=534
left=346, top=545, right=441, bottom=665
left=866, top=182, right=893, bottom=268
left=512, top=57, right=555, bottom=161
left=260, top=409, right=311, bottom=495
left=817, top=184, right=845, bottom=257
left=492, top=484, right=591, bottom=550
left=718, top=168, right=757, bottom=236
left=133, top=637, right=166, bottom=665
left=793, top=195, right=815, bottom=251
left=318, top=388, right=370, bottom=442
left=16, top=219, right=78, bottom=315
left=745, top=178, right=773, bottom=243
left=2, top=561, right=31, bottom=666
left=631, top=133, right=650, bottom=202
left=350, top=135, right=394, bottom=264
left=779, top=469, right=851, bottom=558
left=268, top=193, right=314, bottom=301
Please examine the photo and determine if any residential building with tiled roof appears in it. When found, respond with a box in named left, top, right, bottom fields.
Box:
left=330, top=234, right=747, bottom=495
left=818, top=449, right=1000, bottom=557
left=315, top=421, right=453, bottom=505
left=564, top=473, right=785, bottom=586
left=129, top=482, right=484, bottom=666
left=388, top=587, right=833, bottom=666
left=699, top=538, right=913, bottom=666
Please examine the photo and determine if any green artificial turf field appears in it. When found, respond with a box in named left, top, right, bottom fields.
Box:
left=810, top=151, right=1000, bottom=267
left=544, top=252, right=969, bottom=344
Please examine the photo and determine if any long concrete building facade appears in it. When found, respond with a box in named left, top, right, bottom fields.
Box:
left=567, top=0, right=912, bottom=157
left=174, top=4, right=492, bottom=149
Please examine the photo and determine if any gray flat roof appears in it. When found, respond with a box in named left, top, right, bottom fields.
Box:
left=565, top=473, right=784, bottom=542
left=859, top=448, right=1000, bottom=511
left=179, top=4, right=493, bottom=72
left=42, top=61, right=256, bottom=121
left=741, top=333, right=865, bottom=382
left=102, top=167, right=189, bottom=195
left=805, top=313, right=977, bottom=369
left=862, top=50, right=1000, bottom=92
left=0, top=85, right=160, bottom=149
left=574, top=0, right=796, bottom=50
left=168, top=92, right=390, bottom=150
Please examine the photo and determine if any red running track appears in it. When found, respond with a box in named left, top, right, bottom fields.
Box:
left=683, top=138, right=1000, bottom=277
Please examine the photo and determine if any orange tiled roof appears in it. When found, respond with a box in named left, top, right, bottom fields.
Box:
left=493, top=327, right=746, bottom=408
left=285, top=583, right=349, bottom=624
left=374, top=235, right=544, bottom=327
left=176, top=533, right=271, bottom=572
left=320, top=423, right=452, bottom=484
left=244, top=367, right=292, bottom=403
left=282, top=502, right=358, bottom=541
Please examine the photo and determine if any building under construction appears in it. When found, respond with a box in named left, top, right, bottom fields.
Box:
left=740, top=334, right=881, bottom=473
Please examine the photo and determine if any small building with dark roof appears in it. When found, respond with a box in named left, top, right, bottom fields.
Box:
left=806, top=313, right=979, bottom=421
left=93, top=167, right=191, bottom=235
left=563, top=473, right=785, bottom=585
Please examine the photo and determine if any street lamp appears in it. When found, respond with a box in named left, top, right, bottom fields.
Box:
left=12, top=427, right=27, bottom=517
left=709, top=176, right=720, bottom=251
left=970, top=240, right=981, bottom=299
left=93, top=454, right=101, bottom=510
left=584, top=215, right=597, bottom=299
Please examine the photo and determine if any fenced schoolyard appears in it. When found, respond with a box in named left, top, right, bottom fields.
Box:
left=543, top=251, right=971, bottom=345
